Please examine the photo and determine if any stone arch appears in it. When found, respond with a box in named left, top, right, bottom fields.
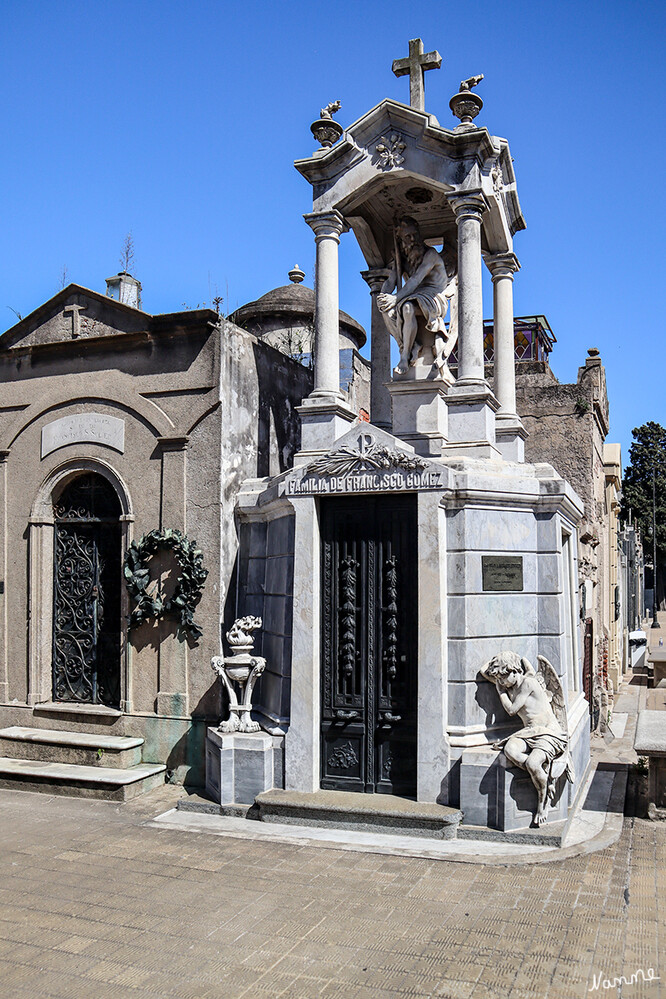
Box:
left=3, top=384, right=173, bottom=451
left=31, top=456, right=133, bottom=522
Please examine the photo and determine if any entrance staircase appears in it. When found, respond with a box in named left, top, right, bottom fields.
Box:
left=255, top=788, right=463, bottom=839
left=0, top=727, right=166, bottom=801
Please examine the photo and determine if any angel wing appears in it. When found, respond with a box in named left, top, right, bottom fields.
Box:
left=537, top=655, right=568, bottom=733
left=537, top=655, right=576, bottom=788
left=520, top=656, right=537, bottom=676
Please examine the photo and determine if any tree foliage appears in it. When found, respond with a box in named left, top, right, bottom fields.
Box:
left=621, top=422, right=666, bottom=566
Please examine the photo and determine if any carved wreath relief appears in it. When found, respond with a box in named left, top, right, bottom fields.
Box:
left=309, top=439, right=429, bottom=477
left=328, top=741, right=359, bottom=770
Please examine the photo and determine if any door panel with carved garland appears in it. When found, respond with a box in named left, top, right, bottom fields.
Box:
left=320, top=495, right=417, bottom=796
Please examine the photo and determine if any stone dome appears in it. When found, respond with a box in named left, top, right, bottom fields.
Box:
left=232, top=268, right=366, bottom=352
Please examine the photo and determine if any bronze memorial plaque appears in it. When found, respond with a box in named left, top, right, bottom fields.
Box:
left=482, top=555, right=524, bottom=592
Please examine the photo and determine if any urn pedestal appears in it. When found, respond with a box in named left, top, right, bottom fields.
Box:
left=205, top=729, right=284, bottom=806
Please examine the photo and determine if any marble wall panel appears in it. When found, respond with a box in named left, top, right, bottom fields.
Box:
left=447, top=634, right=539, bottom=682
left=447, top=593, right=538, bottom=639
left=447, top=551, right=539, bottom=595
left=265, top=555, right=293, bottom=597
left=447, top=506, right=537, bottom=553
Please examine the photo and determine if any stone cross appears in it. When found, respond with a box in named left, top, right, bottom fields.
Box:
left=64, top=303, right=87, bottom=338
left=392, top=38, right=442, bottom=112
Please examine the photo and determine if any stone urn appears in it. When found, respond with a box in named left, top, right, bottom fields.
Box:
left=211, top=616, right=266, bottom=733
left=449, top=90, right=483, bottom=127
left=310, top=117, right=343, bottom=147
left=310, top=100, right=343, bottom=148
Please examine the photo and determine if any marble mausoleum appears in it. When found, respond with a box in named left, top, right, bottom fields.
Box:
left=0, top=42, right=592, bottom=836
left=220, top=44, right=591, bottom=833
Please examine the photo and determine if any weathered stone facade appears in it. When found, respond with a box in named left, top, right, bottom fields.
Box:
left=0, top=283, right=311, bottom=786
left=514, top=348, right=624, bottom=718
left=232, top=273, right=371, bottom=418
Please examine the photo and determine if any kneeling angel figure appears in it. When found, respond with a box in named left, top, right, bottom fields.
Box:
left=480, top=652, right=575, bottom=826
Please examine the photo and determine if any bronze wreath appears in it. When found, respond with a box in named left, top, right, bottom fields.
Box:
left=124, top=528, right=208, bottom=640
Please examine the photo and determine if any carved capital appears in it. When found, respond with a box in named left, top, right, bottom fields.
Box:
left=484, top=252, right=521, bottom=281
left=303, top=210, right=346, bottom=243
left=361, top=268, right=392, bottom=294
left=157, top=436, right=189, bottom=452
left=447, top=192, right=488, bottom=224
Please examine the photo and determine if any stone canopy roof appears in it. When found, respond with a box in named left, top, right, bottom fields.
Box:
left=232, top=279, right=366, bottom=350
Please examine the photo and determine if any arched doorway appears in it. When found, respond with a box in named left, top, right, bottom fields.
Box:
left=51, top=473, right=122, bottom=708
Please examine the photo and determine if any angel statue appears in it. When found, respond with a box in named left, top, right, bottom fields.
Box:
left=376, top=215, right=458, bottom=381
left=480, top=652, right=575, bottom=826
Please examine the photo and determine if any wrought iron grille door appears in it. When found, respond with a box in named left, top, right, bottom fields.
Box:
left=52, top=474, right=122, bottom=708
left=320, top=495, right=417, bottom=796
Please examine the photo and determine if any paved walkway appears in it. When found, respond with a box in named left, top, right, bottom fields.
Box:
left=0, top=678, right=663, bottom=999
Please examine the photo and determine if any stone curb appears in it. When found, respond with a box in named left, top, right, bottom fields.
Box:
left=146, top=762, right=629, bottom=866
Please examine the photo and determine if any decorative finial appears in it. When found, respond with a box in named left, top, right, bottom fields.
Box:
left=320, top=100, right=341, bottom=120
left=449, top=74, right=484, bottom=128
left=459, top=74, right=484, bottom=92
left=310, top=101, right=343, bottom=148
left=288, top=264, right=305, bottom=284
left=392, top=38, right=441, bottom=112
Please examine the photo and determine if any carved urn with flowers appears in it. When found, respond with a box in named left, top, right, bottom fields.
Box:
left=211, top=616, right=266, bottom=733
left=311, top=100, right=343, bottom=148
left=449, top=74, right=484, bottom=128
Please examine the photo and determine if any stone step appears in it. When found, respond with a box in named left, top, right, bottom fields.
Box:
left=0, top=757, right=166, bottom=801
left=255, top=789, right=463, bottom=840
left=0, top=727, right=144, bottom=769
left=457, top=821, right=566, bottom=848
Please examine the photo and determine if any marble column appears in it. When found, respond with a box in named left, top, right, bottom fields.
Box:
left=442, top=192, right=500, bottom=457
left=486, top=253, right=520, bottom=418
left=304, top=210, right=346, bottom=402
left=361, top=267, right=392, bottom=430
left=296, top=210, right=356, bottom=461
left=449, top=193, right=486, bottom=385
left=486, top=252, right=527, bottom=462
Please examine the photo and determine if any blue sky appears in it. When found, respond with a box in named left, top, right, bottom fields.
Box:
left=1, top=0, right=664, bottom=465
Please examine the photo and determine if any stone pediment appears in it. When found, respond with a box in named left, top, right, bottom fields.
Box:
left=281, top=425, right=448, bottom=497
left=0, top=284, right=150, bottom=351
left=294, top=98, right=524, bottom=259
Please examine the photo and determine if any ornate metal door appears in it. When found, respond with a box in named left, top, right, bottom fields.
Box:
left=320, top=495, right=417, bottom=796
left=52, top=474, right=122, bottom=708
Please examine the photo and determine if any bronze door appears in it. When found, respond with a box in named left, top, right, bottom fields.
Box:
left=320, top=495, right=417, bottom=796
left=52, top=474, right=121, bottom=708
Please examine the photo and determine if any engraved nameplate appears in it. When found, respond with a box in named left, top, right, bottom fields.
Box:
left=284, top=467, right=444, bottom=496
left=41, top=414, right=125, bottom=458
left=482, top=555, right=524, bottom=592
left=283, top=433, right=445, bottom=495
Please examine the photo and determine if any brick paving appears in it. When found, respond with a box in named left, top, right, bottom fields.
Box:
left=0, top=775, right=664, bottom=999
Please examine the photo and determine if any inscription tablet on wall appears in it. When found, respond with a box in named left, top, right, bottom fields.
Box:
left=482, top=555, right=524, bottom=592
left=41, top=414, right=125, bottom=458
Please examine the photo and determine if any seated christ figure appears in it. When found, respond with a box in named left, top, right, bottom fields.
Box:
left=376, top=216, right=457, bottom=380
